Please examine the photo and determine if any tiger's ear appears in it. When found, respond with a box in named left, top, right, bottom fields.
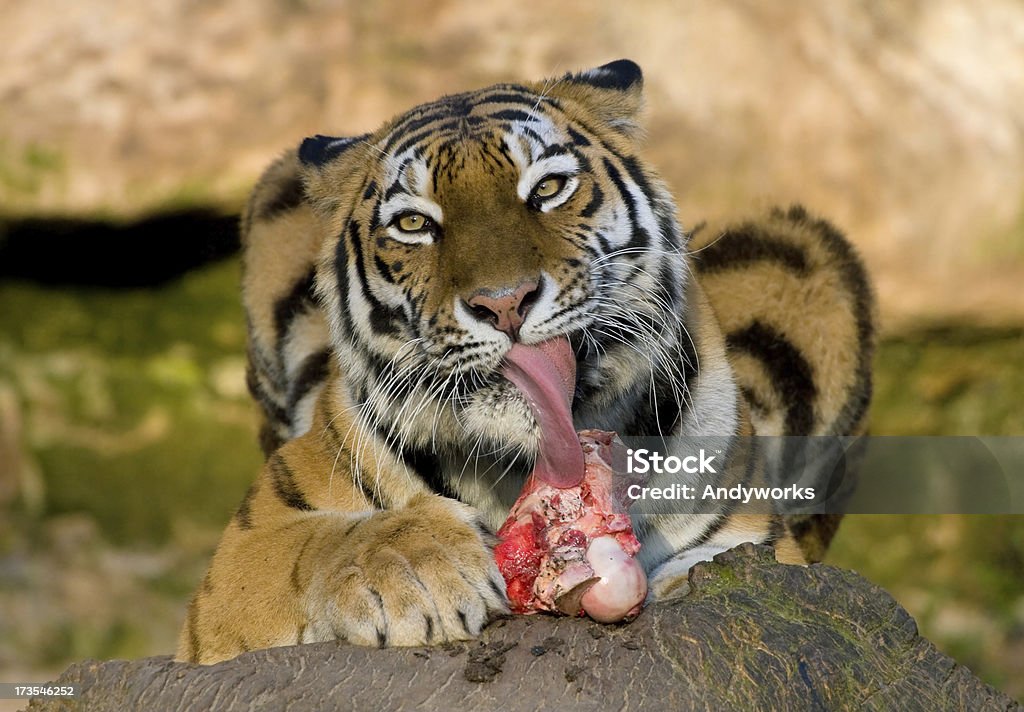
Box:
left=298, top=133, right=369, bottom=214
left=298, top=134, right=366, bottom=168
left=545, top=59, right=644, bottom=137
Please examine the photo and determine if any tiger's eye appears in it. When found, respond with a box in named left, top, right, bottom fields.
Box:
left=533, top=175, right=567, bottom=200
left=397, top=213, right=429, bottom=232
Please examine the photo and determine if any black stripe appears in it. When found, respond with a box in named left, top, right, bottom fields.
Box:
left=290, top=531, right=317, bottom=593
left=369, top=198, right=382, bottom=232
left=538, top=144, right=570, bottom=160
left=623, top=370, right=683, bottom=436
left=370, top=417, right=453, bottom=499
left=384, top=113, right=451, bottom=152
left=346, top=217, right=403, bottom=337
left=403, top=443, right=456, bottom=499
left=431, top=149, right=447, bottom=191
left=727, top=321, right=817, bottom=435
left=487, top=109, right=539, bottom=123
left=602, top=158, right=649, bottom=251
left=619, top=156, right=679, bottom=253
left=383, top=178, right=410, bottom=201
left=658, top=261, right=682, bottom=314
left=620, top=156, right=655, bottom=206
left=374, top=254, right=396, bottom=284
left=479, top=139, right=515, bottom=170
left=318, top=408, right=386, bottom=509
left=694, top=230, right=809, bottom=276
left=389, top=119, right=462, bottom=158
left=567, top=126, right=591, bottom=147
left=497, top=139, right=516, bottom=168
left=286, top=348, right=331, bottom=413
left=677, top=314, right=700, bottom=406
left=580, top=183, right=603, bottom=218
left=569, top=148, right=591, bottom=173
left=367, top=587, right=388, bottom=647
left=333, top=224, right=354, bottom=336
left=273, top=269, right=317, bottom=342
left=368, top=303, right=404, bottom=336
left=247, top=332, right=283, bottom=383
left=740, top=385, right=770, bottom=415
left=518, top=125, right=545, bottom=145
left=687, top=512, right=729, bottom=550
left=257, top=421, right=285, bottom=459
left=255, top=174, right=305, bottom=221
left=471, top=90, right=545, bottom=108
left=352, top=334, right=393, bottom=380
left=246, top=366, right=290, bottom=429
left=489, top=577, right=507, bottom=605
left=658, top=207, right=682, bottom=251
left=362, top=180, right=378, bottom=200
left=778, top=206, right=875, bottom=434
left=765, top=515, right=785, bottom=545
left=788, top=515, right=815, bottom=539
left=356, top=475, right=385, bottom=509
left=269, top=453, right=315, bottom=511
left=234, top=483, right=258, bottom=530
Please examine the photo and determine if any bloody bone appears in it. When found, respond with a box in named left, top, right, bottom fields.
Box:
left=494, top=430, right=647, bottom=620
left=497, top=337, right=647, bottom=621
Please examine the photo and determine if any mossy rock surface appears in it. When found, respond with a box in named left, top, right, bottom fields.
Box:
left=26, top=545, right=1019, bottom=712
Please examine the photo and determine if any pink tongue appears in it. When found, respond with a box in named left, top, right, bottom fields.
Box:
left=502, top=336, right=585, bottom=488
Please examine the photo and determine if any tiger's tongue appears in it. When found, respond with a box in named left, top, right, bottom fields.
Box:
left=502, top=336, right=585, bottom=488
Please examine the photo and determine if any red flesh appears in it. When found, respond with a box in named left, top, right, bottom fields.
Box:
left=495, top=430, right=646, bottom=619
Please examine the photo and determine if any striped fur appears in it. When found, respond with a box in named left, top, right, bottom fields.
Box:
left=178, top=60, right=875, bottom=664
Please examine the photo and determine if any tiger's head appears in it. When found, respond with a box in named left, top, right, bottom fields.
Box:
left=300, top=60, right=690, bottom=474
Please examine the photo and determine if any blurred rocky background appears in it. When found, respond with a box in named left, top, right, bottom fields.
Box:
left=0, top=0, right=1022, bottom=706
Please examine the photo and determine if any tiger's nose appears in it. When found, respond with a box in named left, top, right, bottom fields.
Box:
left=465, top=279, right=540, bottom=338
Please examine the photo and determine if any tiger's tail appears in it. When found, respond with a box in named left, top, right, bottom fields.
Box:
left=691, top=205, right=876, bottom=560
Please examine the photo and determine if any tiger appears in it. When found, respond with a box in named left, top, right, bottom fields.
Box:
left=177, top=59, right=875, bottom=664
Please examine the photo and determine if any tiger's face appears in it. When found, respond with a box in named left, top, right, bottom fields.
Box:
left=301, top=60, right=688, bottom=469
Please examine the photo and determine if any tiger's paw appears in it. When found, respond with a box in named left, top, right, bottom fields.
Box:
left=308, top=493, right=508, bottom=647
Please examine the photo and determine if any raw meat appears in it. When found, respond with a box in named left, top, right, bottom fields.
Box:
left=494, top=431, right=647, bottom=621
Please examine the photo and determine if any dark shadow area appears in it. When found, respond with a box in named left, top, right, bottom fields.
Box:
left=0, top=210, right=241, bottom=288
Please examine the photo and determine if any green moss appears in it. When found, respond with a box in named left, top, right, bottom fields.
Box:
left=0, top=260, right=246, bottom=361
left=36, top=420, right=259, bottom=546
left=0, top=259, right=259, bottom=546
left=869, top=326, right=1024, bottom=435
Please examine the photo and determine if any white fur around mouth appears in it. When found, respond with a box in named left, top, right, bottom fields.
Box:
left=459, top=378, right=541, bottom=459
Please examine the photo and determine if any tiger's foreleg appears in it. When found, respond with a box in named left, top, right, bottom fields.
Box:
left=177, top=465, right=507, bottom=665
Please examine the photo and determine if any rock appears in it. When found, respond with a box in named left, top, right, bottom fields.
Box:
left=25, top=545, right=1019, bottom=712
